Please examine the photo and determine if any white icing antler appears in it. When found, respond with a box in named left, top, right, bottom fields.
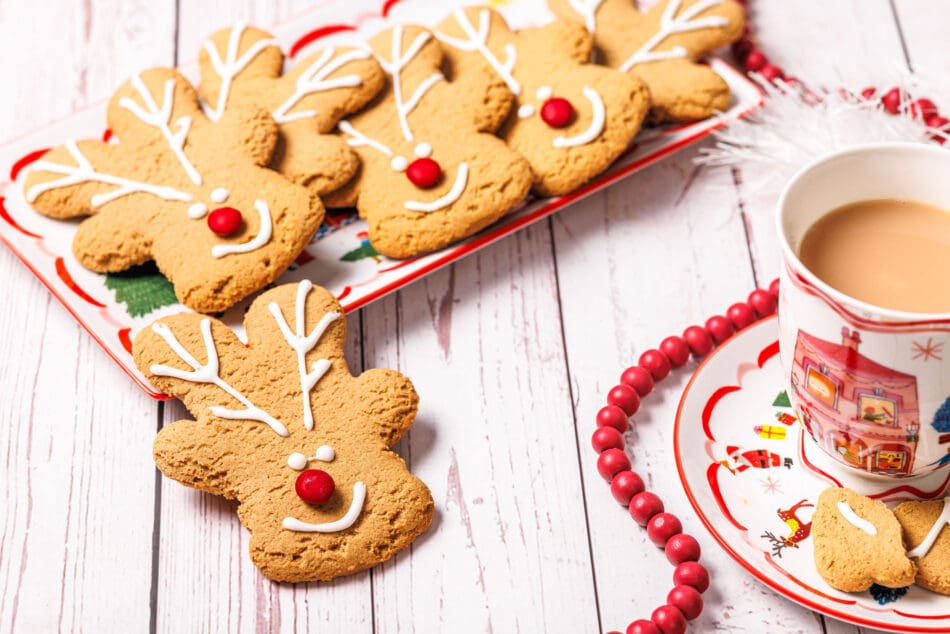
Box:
left=26, top=139, right=193, bottom=207
left=377, top=25, right=443, bottom=142
left=201, top=22, right=279, bottom=122
left=268, top=280, right=339, bottom=431
left=567, top=0, right=604, bottom=34
left=619, top=0, right=728, bottom=72
left=119, top=74, right=203, bottom=185
left=337, top=120, right=393, bottom=156
left=272, top=47, right=372, bottom=124
left=434, top=9, right=520, bottom=96
left=150, top=318, right=288, bottom=436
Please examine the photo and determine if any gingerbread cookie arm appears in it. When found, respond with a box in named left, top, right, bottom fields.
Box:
left=636, top=57, right=730, bottom=123
left=153, top=417, right=245, bottom=499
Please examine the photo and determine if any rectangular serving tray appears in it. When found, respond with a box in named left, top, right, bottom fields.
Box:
left=0, top=0, right=763, bottom=397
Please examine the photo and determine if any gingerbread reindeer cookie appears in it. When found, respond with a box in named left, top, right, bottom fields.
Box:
left=324, top=24, right=533, bottom=259
left=22, top=68, right=323, bottom=313
left=548, top=0, right=745, bottom=123
left=199, top=24, right=385, bottom=196
left=434, top=6, right=650, bottom=196
left=134, top=281, right=433, bottom=582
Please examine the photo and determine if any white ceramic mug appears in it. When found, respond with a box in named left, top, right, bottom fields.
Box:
left=777, top=142, right=950, bottom=479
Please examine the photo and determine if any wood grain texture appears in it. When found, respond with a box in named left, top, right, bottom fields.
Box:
left=0, top=0, right=939, bottom=632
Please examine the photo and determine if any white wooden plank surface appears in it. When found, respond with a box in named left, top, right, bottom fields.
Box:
left=0, top=0, right=942, bottom=632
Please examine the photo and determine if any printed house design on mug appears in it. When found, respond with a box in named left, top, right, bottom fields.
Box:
left=791, top=327, right=920, bottom=476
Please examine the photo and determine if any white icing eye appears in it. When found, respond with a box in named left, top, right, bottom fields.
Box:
left=188, top=203, right=208, bottom=219
left=314, top=445, right=335, bottom=462
left=413, top=143, right=432, bottom=158
left=391, top=156, right=408, bottom=172
left=288, top=453, right=308, bottom=471
left=210, top=188, right=230, bottom=203
left=518, top=104, right=535, bottom=119
left=536, top=86, right=553, bottom=101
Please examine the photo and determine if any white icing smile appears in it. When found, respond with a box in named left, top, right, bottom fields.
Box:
left=210, top=199, right=273, bottom=258
left=404, top=162, right=469, bottom=213
left=283, top=481, right=367, bottom=533
left=552, top=86, right=605, bottom=148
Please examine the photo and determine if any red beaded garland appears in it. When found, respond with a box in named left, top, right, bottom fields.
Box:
left=629, top=491, right=664, bottom=526
left=620, top=366, right=654, bottom=396
left=540, top=97, right=575, bottom=127
left=597, top=448, right=631, bottom=480
left=673, top=561, right=710, bottom=593
left=406, top=157, right=442, bottom=188
left=704, top=315, right=734, bottom=344
left=627, top=620, right=661, bottom=634
left=592, top=426, right=625, bottom=452
left=668, top=585, right=704, bottom=621
left=881, top=87, right=904, bottom=114
left=665, top=533, right=701, bottom=565
left=651, top=605, right=687, bottom=634
left=743, top=49, right=766, bottom=72
left=610, top=470, right=645, bottom=505
left=681, top=326, right=713, bottom=358
left=207, top=206, right=243, bottom=236
left=647, top=513, right=683, bottom=547
left=911, top=98, right=938, bottom=119
left=638, top=349, right=671, bottom=381
left=608, top=384, right=641, bottom=416
left=595, top=281, right=779, bottom=631
left=747, top=289, right=777, bottom=317
left=294, top=469, right=335, bottom=505
left=659, top=336, right=690, bottom=368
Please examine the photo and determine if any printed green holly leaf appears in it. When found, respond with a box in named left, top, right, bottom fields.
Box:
left=340, top=242, right=380, bottom=263
left=105, top=262, right=178, bottom=317
left=773, top=391, right=791, bottom=408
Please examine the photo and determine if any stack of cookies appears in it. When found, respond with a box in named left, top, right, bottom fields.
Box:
left=19, top=1, right=745, bottom=582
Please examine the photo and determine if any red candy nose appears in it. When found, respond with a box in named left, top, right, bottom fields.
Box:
left=295, top=469, right=335, bottom=505
left=406, top=157, right=442, bottom=188
left=540, top=97, right=574, bottom=128
left=207, top=206, right=243, bottom=236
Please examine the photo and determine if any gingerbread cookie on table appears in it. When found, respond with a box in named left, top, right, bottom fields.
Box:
left=811, top=488, right=916, bottom=592
left=134, top=280, right=433, bottom=582
left=199, top=23, right=385, bottom=196
left=894, top=498, right=950, bottom=595
left=324, top=23, right=533, bottom=259
left=434, top=6, right=650, bottom=196
left=22, top=68, right=322, bottom=313
left=548, top=0, right=745, bottom=123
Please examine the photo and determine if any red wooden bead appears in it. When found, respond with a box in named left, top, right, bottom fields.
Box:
left=629, top=491, right=664, bottom=526
left=620, top=366, right=654, bottom=396
left=608, top=631, right=624, bottom=634
left=731, top=38, right=753, bottom=62
left=881, top=87, right=904, bottom=114
left=659, top=336, right=690, bottom=368
left=768, top=277, right=780, bottom=299
left=726, top=302, right=756, bottom=330
left=596, top=405, right=629, bottom=432
left=406, top=157, right=442, bottom=188
left=860, top=86, right=876, bottom=100
left=207, top=206, right=243, bottom=236
left=682, top=326, right=713, bottom=358
left=910, top=98, right=938, bottom=119
left=592, top=426, right=624, bottom=452
left=610, top=470, right=645, bottom=505
left=540, top=97, right=575, bottom=128
left=668, top=585, right=704, bottom=621
left=748, top=288, right=777, bottom=317
left=651, top=605, right=687, bottom=634
left=665, top=533, right=701, bottom=564
left=626, top=620, right=661, bottom=634
left=926, top=114, right=949, bottom=129
left=295, top=469, right=335, bottom=505
left=743, top=49, right=767, bottom=72
left=673, top=561, right=710, bottom=593
left=759, top=63, right=783, bottom=82
left=638, top=349, right=671, bottom=381
left=597, top=448, right=631, bottom=480
left=608, top=384, right=641, bottom=416
left=647, top=512, right=683, bottom=547
left=704, top=315, right=734, bottom=344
